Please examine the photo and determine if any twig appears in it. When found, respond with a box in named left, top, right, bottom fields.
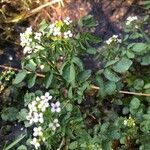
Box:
left=0, top=65, right=45, bottom=78
left=57, top=137, right=65, bottom=150
left=26, top=0, right=63, bottom=19
left=119, top=91, right=150, bottom=97
left=89, top=85, right=150, bottom=97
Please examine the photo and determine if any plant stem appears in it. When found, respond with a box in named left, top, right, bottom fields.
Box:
left=57, top=138, right=65, bottom=150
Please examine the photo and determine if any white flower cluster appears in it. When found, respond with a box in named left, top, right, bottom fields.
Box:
left=26, top=92, right=52, bottom=124
left=48, top=17, right=73, bottom=38
left=49, top=119, right=60, bottom=131
left=26, top=92, right=61, bottom=149
left=30, top=126, right=46, bottom=149
left=49, top=23, right=61, bottom=36
left=64, top=30, right=73, bottom=39
left=126, top=16, right=138, bottom=26
left=106, top=35, right=122, bottom=45
left=63, top=17, right=72, bottom=25
left=20, top=27, right=43, bottom=55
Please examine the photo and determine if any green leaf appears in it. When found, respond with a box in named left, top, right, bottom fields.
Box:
left=122, top=107, right=130, bottom=115
left=130, top=97, right=140, bottom=110
left=69, top=141, right=78, bottom=149
left=17, top=109, right=28, bottom=122
left=24, top=59, right=36, bottom=71
left=13, top=70, right=28, bottom=84
left=17, top=145, right=27, bottom=150
left=133, top=79, right=144, bottom=90
left=68, top=86, right=73, bottom=99
left=66, top=103, right=73, bottom=112
left=103, top=69, right=120, bottom=82
left=86, top=48, right=97, bottom=54
left=1, top=107, right=18, bottom=121
left=113, top=57, right=132, bottom=73
left=102, top=141, right=112, bottom=150
left=104, top=60, right=118, bottom=68
left=132, top=43, right=147, bottom=52
left=141, top=53, right=150, bottom=65
left=95, top=76, right=106, bottom=98
left=72, top=57, right=83, bottom=71
left=44, top=72, right=53, bottom=89
left=69, top=63, right=76, bottom=84
left=63, top=63, right=76, bottom=85
left=144, top=83, right=150, bottom=89
left=78, top=70, right=91, bottom=83
left=39, top=19, right=48, bottom=31
left=105, top=81, right=116, bottom=95
left=126, top=50, right=135, bottom=59
left=27, top=74, right=37, bottom=88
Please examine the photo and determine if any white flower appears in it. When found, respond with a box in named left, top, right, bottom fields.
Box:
left=28, top=100, right=37, bottom=112
left=49, top=119, right=60, bottom=131
left=30, top=137, right=40, bottom=149
left=26, top=111, right=33, bottom=121
left=126, top=16, right=138, bottom=26
left=49, top=23, right=55, bottom=33
left=23, top=46, right=32, bottom=54
left=106, top=35, right=121, bottom=45
left=53, top=27, right=61, bottom=36
left=41, top=92, right=52, bottom=102
left=40, top=65, right=44, bottom=70
left=124, top=120, right=127, bottom=125
left=51, top=101, right=61, bottom=113
left=33, top=112, right=44, bottom=123
left=27, top=111, right=44, bottom=124
left=34, top=32, right=42, bottom=41
left=38, top=101, right=47, bottom=112
left=26, top=26, right=32, bottom=35
left=20, top=27, right=32, bottom=47
left=64, top=30, right=73, bottom=39
left=33, top=126, right=43, bottom=137
left=36, top=96, right=41, bottom=101
left=63, top=17, right=72, bottom=25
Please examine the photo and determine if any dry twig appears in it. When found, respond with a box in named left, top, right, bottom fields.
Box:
left=26, top=0, right=64, bottom=19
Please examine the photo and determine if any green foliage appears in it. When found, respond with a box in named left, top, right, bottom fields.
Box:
left=1, top=107, right=19, bottom=121
left=1, top=14, right=150, bottom=149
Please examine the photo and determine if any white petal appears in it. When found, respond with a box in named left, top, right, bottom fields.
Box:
left=36, top=97, right=40, bottom=101
left=56, top=123, right=60, bottom=127
left=51, top=103, right=55, bottom=107
left=54, top=119, right=58, bottom=123
left=56, top=101, right=60, bottom=107
left=52, top=126, right=56, bottom=131
left=41, top=95, right=45, bottom=100
left=45, top=92, right=50, bottom=97
left=38, top=126, right=42, bottom=131
left=49, top=123, right=53, bottom=128
left=51, top=107, right=56, bottom=112
left=33, top=117, right=39, bottom=123
left=45, top=102, right=49, bottom=107
left=33, top=132, right=38, bottom=137
left=39, top=117, right=44, bottom=123
left=56, top=107, right=61, bottom=113
left=38, top=131, right=43, bottom=136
